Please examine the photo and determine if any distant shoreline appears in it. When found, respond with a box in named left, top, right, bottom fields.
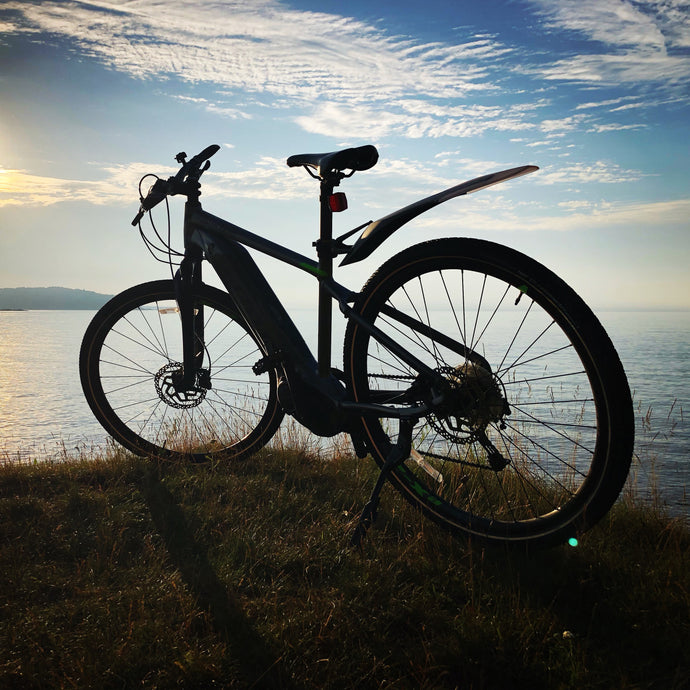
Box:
left=0, top=287, right=113, bottom=310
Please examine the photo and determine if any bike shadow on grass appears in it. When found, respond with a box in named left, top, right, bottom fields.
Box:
left=139, top=467, right=296, bottom=689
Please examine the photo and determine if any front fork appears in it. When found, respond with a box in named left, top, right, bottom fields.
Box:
left=173, top=250, right=209, bottom=392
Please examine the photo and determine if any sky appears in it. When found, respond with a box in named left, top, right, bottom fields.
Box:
left=0, top=0, right=689, bottom=312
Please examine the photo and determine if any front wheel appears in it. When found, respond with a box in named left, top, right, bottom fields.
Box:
left=344, top=239, right=634, bottom=547
left=80, top=280, right=284, bottom=461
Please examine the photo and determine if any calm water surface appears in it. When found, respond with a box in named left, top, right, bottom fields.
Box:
left=0, top=309, right=687, bottom=517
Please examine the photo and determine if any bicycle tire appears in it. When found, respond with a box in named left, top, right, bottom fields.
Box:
left=80, top=280, right=284, bottom=461
left=344, top=238, right=633, bottom=547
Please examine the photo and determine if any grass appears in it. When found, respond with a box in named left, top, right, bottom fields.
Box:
left=1, top=441, right=688, bottom=689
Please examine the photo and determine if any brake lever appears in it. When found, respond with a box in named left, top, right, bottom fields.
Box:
left=131, top=178, right=169, bottom=226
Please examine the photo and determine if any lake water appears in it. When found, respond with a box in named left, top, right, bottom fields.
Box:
left=0, top=308, right=688, bottom=518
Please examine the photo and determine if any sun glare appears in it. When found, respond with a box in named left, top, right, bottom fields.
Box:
left=0, top=168, right=19, bottom=192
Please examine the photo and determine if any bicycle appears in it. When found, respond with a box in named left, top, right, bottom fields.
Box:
left=80, top=143, right=634, bottom=547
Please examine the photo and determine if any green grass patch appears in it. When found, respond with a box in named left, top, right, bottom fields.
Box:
left=1, top=447, right=688, bottom=688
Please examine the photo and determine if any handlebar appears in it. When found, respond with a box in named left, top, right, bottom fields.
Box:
left=132, top=144, right=220, bottom=225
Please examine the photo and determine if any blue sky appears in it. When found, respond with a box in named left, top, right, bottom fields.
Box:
left=0, top=0, right=688, bottom=311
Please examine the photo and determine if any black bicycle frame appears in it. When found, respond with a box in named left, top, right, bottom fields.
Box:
left=175, top=191, right=470, bottom=432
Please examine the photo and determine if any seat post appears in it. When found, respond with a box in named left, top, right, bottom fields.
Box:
left=316, top=175, right=337, bottom=377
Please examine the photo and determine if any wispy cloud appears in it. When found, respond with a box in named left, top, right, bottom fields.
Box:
left=528, top=198, right=690, bottom=232
left=3, top=0, right=686, bottom=150
left=171, top=96, right=253, bottom=120
left=529, top=0, right=668, bottom=50
left=587, top=122, right=646, bottom=133
left=525, top=0, right=690, bottom=87
left=1, top=0, right=562, bottom=143
left=536, top=160, right=646, bottom=185
left=0, top=164, right=165, bottom=208
left=2, top=0, right=688, bottom=168
left=412, top=197, right=690, bottom=234
left=0, top=159, right=314, bottom=208
left=531, top=52, right=690, bottom=85
left=0, top=0, right=616, bottom=146
left=575, top=97, right=639, bottom=110
left=0, top=1, right=506, bottom=105
left=295, top=98, right=551, bottom=140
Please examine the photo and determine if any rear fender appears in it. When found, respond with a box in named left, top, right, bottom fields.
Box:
left=339, top=165, right=538, bottom=266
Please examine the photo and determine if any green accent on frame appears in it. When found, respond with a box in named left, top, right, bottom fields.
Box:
left=299, top=262, right=327, bottom=277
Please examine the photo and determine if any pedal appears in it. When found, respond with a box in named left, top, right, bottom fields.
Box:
left=252, top=352, right=282, bottom=375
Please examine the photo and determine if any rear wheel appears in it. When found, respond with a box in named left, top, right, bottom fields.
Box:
left=80, top=280, right=283, bottom=461
left=344, top=239, right=633, bottom=547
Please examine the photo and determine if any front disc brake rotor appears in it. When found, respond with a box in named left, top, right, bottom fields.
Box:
left=154, top=362, right=207, bottom=409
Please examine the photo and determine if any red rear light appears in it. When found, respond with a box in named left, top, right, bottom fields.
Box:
left=328, top=192, right=348, bottom=212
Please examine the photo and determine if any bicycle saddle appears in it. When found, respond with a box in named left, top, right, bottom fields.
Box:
left=287, top=145, right=378, bottom=175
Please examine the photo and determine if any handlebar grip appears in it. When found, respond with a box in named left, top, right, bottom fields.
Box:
left=191, top=144, right=220, bottom=164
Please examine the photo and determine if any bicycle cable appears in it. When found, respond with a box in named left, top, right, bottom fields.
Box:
left=136, top=174, right=182, bottom=279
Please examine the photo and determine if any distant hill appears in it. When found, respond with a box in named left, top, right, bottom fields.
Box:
left=0, top=287, right=113, bottom=310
